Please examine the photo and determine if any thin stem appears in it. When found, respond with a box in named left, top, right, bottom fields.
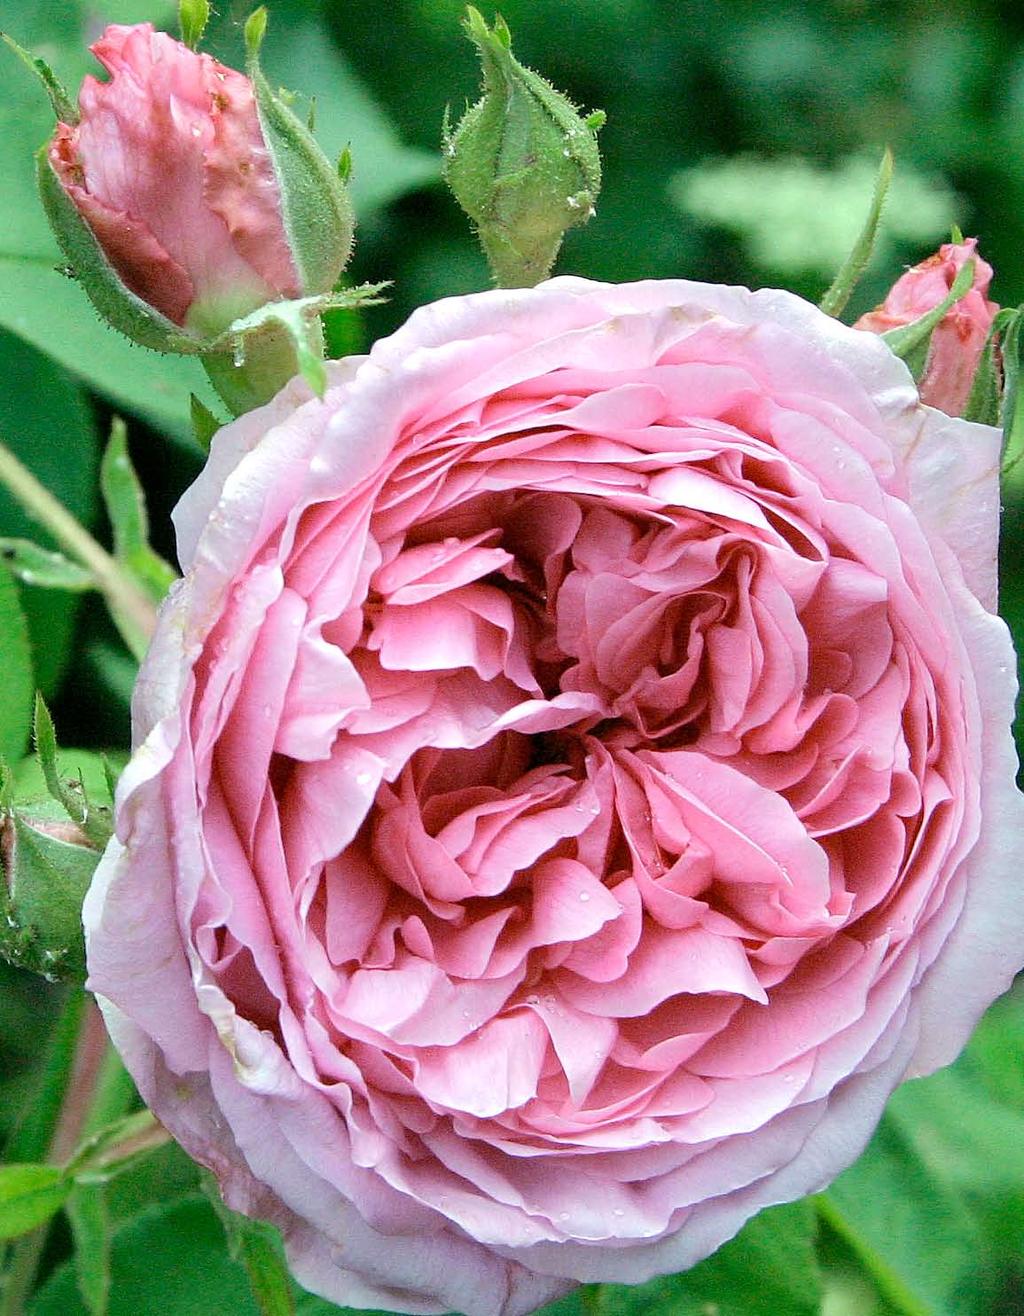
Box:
left=1, top=1000, right=108, bottom=1316
left=0, top=439, right=157, bottom=660
left=818, top=146, right=894, bottom=319
left=201, top=316, right=324, bottom=416
left=815, top=1194, right=932, bottom=1316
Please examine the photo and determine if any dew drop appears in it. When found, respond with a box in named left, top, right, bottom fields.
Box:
left=558, top=1212, right=570, bottom=1222
left=354, top=769, right=374, bottom=787
left=261, top=703, right=273, bottom=719
left=578, top=890, right=591, bottom=903
left=612, top=1208, right=625, bottom=1218
left=525, top=994, right=541, bottom=1007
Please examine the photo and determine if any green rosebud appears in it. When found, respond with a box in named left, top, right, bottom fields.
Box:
left=1, top=802, right=100, bottom=983
left=444, top=8, right=605, bottom=288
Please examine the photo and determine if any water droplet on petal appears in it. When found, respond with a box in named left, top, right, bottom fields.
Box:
left=578, top=891, right=591, bottom=902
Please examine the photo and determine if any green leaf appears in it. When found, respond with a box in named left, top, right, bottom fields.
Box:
left=28, top=1196, right=263, bottom=1316
left=961, top=981, right=1024, bottom=1112
left=178, top=0, right=211, bottom=50
left=819, top=147, right=894, bottom=318
left=818, top=1109, right=982, bottom=1316
left=0, top=329, right=98, bottom=696
left=0, top=539, right=95, bottom=591
left=67, top=1183, right=111, bottom=1316
left=190, top=394, right=224, bottom=453
left=102, top=1141, right=199, bottom=1226
left=533, top=1201, right=821, bottom=1316
left=0, top=258, right=210, bottom=447
left=0, top=1164, right=70, bottom=1240
left=14, top=748, right=126, bottom=811
left=0, top=563, right=34, bottom=763
left=204, top=1176, right=295, bottom=1316
left=33, top=695, right=71, bottom=814
left=3, top=988, right=87, bottom=1163
left=100, top=420, right=176, bottom=603
left=31, top=696, right=112, bottom=848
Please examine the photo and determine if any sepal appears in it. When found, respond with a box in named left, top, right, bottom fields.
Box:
left=881, top=257, right=976, bottom=375
left=0, top=760, right=101, bottom=984
left=244, top=8, right=355, bottom=299
left=200, top=284, right=387, bottom=412
left=1, top=32, right=78, bottom=123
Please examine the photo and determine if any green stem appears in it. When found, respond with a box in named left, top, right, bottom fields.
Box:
left=818, top=146, right=893, bottom=318
left=479, top=227, right=561, bottom=289
left=201, top=317, right=324, bottom=415
left=1, top=997, right=108, bottom=1316
left=0, top=440, right=157, bottom=661
left=579, top=1286, right=605, bottom=1316
left=814, top=1194, right=932, bottom=1316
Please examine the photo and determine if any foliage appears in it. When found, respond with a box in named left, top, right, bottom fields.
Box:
left=1, top=0, right=1023, bottom=1314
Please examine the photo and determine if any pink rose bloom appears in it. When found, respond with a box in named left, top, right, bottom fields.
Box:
left=855, top=238, right=998, bottom=417
left=49, top=24, right=300, bottom=337
left=85, top=279, right=1024, bottom=1316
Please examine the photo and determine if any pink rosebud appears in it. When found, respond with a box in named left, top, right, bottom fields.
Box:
left=46, top=23, right=346, bottom=341
left=855, top=238, right=999, bottom=416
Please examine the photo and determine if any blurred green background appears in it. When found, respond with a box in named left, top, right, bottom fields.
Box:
left=1, top=0, right=1023, bottom=1313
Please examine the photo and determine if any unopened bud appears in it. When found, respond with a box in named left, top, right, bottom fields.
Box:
left=32, top=19, right=356, bottom=411
left=1, top=805, right=101, bottom=983
left=444, top=8, right=604, bottom=287
left=856, top=238, right=999, bottom=417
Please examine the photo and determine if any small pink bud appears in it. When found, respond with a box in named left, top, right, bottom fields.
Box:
left=48, top=24, right=300, bottom=338
left=855, top=238, right=999, bottom=417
